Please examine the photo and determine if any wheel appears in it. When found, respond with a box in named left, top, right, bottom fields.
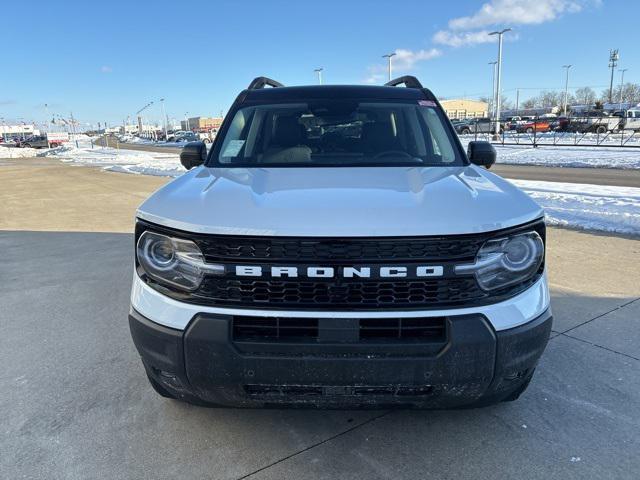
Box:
left=203, top=138, right=211, bottom=144
left=23, top=143, right=31, bottom=148
left=525, top=127, right=534, bottom=134
left=461, top=128, right=471, bottom=135
left=595, top=125, right=607, bottom=134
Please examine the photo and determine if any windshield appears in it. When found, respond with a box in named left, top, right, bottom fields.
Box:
left=212, top=100, right=464, bottom=167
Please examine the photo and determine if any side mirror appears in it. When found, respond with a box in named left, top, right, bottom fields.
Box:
left=180, top=141, right=207, bottom=170
left=467, top=141, right=496, bottom=169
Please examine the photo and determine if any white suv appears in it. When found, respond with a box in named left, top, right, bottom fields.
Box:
left=129, top=76, right=551, bottom=408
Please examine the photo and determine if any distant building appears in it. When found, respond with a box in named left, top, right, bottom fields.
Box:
left=0, top=124, right=39, bottom=140
left=182, top=116, right=224, bottom=132
left=440, top=99, right=488, bottom=119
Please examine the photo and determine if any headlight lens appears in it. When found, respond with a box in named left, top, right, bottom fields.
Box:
left=137, top=231, right=224, bottom=291
left=455, top=231, right=544, bottom=291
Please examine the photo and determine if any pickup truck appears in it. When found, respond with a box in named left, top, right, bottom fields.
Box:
left=620, top=109, right=640, bottom=131
left=568, top=112, right=623, bottom=133
left=17, top=132, right=68, bottom=148
left=129, top=75, right=551, bottom=409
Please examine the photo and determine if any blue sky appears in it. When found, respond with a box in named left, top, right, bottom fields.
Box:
left=1, top=0, right=638, bottom=128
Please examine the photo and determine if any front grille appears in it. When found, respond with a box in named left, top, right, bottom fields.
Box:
left=136, top=219, right=545, bottom=310
left=193, top=277, right=486, bottom=310
left=196, top=235, right=484, bottom=262
left=232, top=316, right=446, bottom=343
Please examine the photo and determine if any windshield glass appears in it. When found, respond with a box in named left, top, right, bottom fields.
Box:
left=212, top=100, right=463, bottom=167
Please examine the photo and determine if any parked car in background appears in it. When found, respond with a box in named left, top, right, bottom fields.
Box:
left=620, top=109, right=640, bottom=131
left=454, top=117, right=503, bottom=135
left=515, top=118, right=553, bottom=134
left=170, top=132, right=200, bottom=143
left=549, top=116, right=570, bottom=132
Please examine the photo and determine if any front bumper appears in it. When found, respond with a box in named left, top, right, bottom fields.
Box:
left=129, top=304, right=552, bottom=408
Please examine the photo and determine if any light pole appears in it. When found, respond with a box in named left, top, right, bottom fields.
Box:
left=489, top=28, right=511, bottom=136
left=160, top=98, right=168, bottom=140
left=618, top=68, right=628, bottom=109
left=488, top=61, right=497, bottom=119
left=562, top=65, right=572, bottom=116
left=314, top=67, right=323, bottom=85
left=184, top=113, right=189, bottom=131
left=608, top=49, right=619, bottom=103
left=382, top=52, right=396, bottom=82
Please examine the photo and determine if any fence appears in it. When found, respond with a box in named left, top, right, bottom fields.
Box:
left=455, top=116, right=640, bottom=148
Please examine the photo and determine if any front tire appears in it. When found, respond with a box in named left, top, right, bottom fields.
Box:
left=595, top=125, right=607, bottom=134
left=525, top=127, right=534, bottom=134
left=461, top=128, right=471, bottom=135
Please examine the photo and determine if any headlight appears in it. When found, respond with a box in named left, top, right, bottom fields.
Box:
left=137, top=231, right=224, bottom=291
left=455, top=231, right=544, bottom=291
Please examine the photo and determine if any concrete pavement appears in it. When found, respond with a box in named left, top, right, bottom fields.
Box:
left=1, top=160, right=639, bottom=479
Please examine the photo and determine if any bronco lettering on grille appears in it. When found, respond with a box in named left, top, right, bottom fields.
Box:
left=234, top=265, right=444, bottom=278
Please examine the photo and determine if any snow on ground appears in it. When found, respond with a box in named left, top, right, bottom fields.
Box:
left=2, top=140, right=639, bottom=236
left=494, top=145, right=640, bottom=170
left=457, top=137, right=640, bottom=170
left=513, top=180, right=640, bottom=236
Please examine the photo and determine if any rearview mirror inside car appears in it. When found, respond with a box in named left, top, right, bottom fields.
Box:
left=180, top=141, right=207, bottom=170
left=467, top=141, right=496, bottom=169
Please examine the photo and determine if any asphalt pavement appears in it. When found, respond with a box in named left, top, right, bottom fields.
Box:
left=1, top=160, right=639, bottom=479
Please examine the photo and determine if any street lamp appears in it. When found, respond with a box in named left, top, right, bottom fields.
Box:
left=160, top=98, right=168, bottom=140
left=488, top=28, right=511, bottom=136
left=488, top=61, right=497, bottom=119
left=382, top=52, right=396, bottom=82
left=608, top=49, right=619, bottom=103
left=618, top=68, right=628, bottom=109
left=314, top=67, right=323, bottom=85
left=562, top=65, right=572, bottom=116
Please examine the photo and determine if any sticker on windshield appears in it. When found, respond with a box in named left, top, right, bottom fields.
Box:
left=418, top=100, right=437, bottom=107
left=222, top=140, right=245, bottom=157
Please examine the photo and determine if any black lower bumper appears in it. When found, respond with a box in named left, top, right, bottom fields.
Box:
left=129, top=308, right=552, bottom=408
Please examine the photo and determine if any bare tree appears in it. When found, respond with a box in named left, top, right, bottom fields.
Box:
left=574, top=87, right=597, bottom=105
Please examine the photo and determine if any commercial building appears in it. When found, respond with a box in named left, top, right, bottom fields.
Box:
left=181, top=117, right=224, bottom=132
left=1, top=124, right=39, bottom=140
left=439, top=99, right=488, bottom=119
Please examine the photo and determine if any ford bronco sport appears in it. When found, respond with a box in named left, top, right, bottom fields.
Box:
left=129, top=76, right=551, bottom=408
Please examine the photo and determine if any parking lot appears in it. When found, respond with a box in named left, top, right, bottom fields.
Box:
left=1, top=160, right=639, bottom=479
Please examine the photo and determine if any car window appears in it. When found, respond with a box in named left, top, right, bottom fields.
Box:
left=214, top=100, right=463, bottom=167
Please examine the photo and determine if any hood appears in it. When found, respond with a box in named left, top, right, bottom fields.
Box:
left=137, top=165, right=543, bottom=237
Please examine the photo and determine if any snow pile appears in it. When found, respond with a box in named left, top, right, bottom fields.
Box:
left=0, top=145, right=40, bottom=158
left=39, top=143, right=184, bottom=177
left=513, top=180, right=640, bottom=236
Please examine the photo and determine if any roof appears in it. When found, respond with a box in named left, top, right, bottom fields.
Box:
left=242, top=84, right=434, bottom=102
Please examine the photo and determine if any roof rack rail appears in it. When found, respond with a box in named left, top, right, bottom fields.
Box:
left=247, top=76, right=285, bottom=90
left=384, top=76, right=423, bottom=89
